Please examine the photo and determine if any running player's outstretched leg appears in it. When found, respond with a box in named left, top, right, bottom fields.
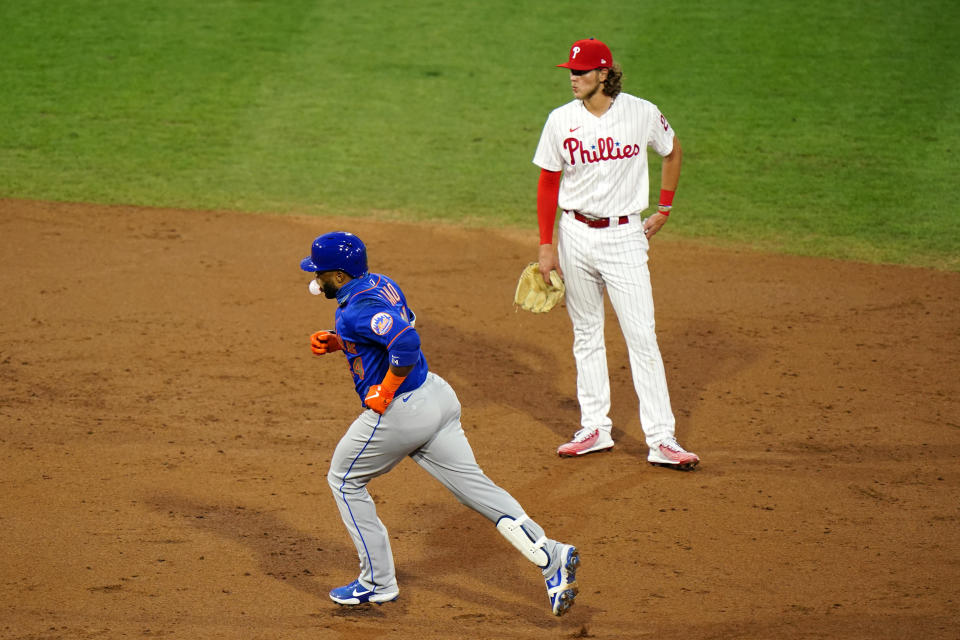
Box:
left=408, top=374, right=580, bottom=615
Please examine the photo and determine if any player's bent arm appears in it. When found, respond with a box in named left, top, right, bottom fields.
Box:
left=387, top=364, right=414, bottom=378
left=386, top=323, right=421, bottom=358
left=364, top=364, right=414, bottom=414
left=378, top=364, right=414, bottom=391
left=661, top=135, right=682, bottom=192
left=650, top=136, right=682, bottom=237
left=646, top=136, right=681, bottom=240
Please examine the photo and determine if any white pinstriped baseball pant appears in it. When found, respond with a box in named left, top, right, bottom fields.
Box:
left=557, top=211, right=676, bottom=449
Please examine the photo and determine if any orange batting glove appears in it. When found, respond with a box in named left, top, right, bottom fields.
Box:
left=310, top=330, right=342, bottom=355
left=364, top=370, right=408, bottom=414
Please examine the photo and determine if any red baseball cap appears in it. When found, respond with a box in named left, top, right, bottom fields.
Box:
left=557, top=38, right=613, bottom=71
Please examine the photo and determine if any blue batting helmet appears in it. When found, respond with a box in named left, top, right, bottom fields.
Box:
left=300, top=232, right=368, bottom=278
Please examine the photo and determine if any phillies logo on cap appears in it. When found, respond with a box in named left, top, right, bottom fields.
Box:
left=557, top=38, right=613, bottom=71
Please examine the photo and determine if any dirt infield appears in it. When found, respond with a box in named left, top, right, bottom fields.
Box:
left=2, top=199, right=958, bottom=639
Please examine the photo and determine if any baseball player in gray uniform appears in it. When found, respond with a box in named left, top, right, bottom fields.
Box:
left=301, top=231, right=580, bottom=615
left=532, top=38, right=700, bottom=470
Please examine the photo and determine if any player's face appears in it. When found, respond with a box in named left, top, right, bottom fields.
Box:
left=314, top=271, right=341, bottom=299
left=570, top=68, right=606, bottom=101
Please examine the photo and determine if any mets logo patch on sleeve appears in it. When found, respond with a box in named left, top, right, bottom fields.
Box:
left=370, top=312, right=394, bottom=335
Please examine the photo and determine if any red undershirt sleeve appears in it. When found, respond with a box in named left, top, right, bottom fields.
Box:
left=537, top=169, right=562, bottom=245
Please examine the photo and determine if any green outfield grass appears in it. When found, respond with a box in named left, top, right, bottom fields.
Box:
left=1, top=0, right=957, bottom=269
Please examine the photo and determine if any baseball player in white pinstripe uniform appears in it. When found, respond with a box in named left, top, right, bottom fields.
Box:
left=532, top=38, right=699, bottom=470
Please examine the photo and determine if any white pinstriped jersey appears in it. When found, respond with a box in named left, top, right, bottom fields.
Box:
left=532, top=93, right=675, bottom=218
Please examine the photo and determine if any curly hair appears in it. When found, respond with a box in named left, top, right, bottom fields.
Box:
left=602, top=63, right=623, bottom=99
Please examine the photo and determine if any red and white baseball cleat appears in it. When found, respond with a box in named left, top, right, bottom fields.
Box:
left=557, top=428, right=614, bottom=457
left=648, top=437, right=700, bottom=470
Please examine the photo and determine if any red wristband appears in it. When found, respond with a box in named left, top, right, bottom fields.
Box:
left=657, top=189, right=675, bottom=217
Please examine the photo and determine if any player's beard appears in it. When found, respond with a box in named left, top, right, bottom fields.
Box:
left=580, top=81, right=603, bottom=102
left=322, top=282, right=339, bottom=299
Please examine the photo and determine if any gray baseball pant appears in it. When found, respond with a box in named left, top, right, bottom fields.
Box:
left=327, top=372, right=563, bottom=594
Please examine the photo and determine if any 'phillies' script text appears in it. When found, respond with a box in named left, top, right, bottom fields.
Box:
left=563, top=137, right=641, bottom=166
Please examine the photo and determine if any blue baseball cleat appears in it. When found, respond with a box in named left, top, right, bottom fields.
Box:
left=546, top=545, right=580, bottom=616
left=329, top=579, right=399, bottom=606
